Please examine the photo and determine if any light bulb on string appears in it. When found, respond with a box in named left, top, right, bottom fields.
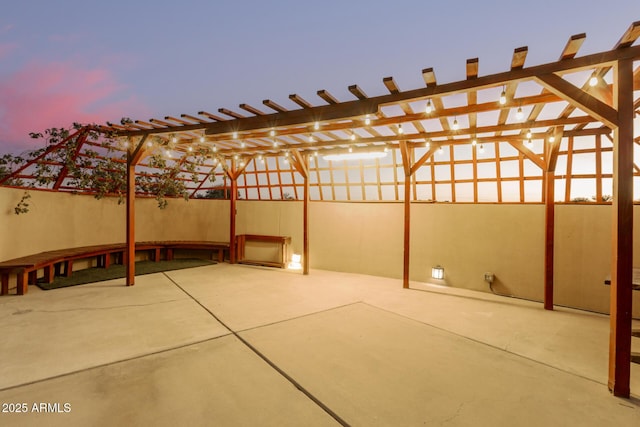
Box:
left=479, top=144, right=485, bottom=153
left=499, top=86, right=507, bottom=105
left=526, top=130, right=532, bottom=139
left=589, top=73, right=598, bottom=87
left=365, top=114, right=371, bottom=125
left=452, top=118, right=459, bottom=130
left=516, top=107, right=524, bottom=120
left=425, top=99, right=433, bottom=114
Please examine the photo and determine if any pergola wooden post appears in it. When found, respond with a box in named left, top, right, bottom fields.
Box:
left=291, top=149, right=310, bottom=274
left=543, top=127, right=563, bottom=310
left=222, top=157, right=252, bottom=264
left=399, top=141, right=412, bottom=288
left=125, top=135, right=148, bottom=286
left=229, top=176, right=238, bottom=264
left=609, top=57, right=634, bottom=398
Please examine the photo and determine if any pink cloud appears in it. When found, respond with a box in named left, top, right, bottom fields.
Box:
left=0, top=61, right=150, bottom=151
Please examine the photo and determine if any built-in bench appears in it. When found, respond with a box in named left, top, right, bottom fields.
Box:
left=0, top=241, right=229, bottom=296
left=236, top=234, right=291, bottom=268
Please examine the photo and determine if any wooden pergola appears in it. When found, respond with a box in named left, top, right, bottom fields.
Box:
left=2, top=21, right=639, bottom=397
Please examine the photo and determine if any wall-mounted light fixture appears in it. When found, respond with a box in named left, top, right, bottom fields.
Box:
left=431, top=265, right=444, bottom=280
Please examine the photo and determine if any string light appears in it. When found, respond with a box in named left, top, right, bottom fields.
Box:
left=479, top=144, right=485, bottom=153
left=348, top=147, right=353, bottom=153
left=365, top=114, right=371, bottom=125
left=383, top=147, right=389, bottom=153
left=308, top=135, right=314, bottom=142
left=589, top=73, right=598, bottom=87
left=398, top=124, right=403, bottom=134
left=270, top=129, right=276, bottom=137
left=200, top=136, right=205, bottom=143
left=452, top=118, right=459, bottom=130
left=425, top=140, right=430, bottom=149
left=471, top=138, right=477, bottom=146
left=171, top=137, right=177, bottom=144
left=526, top=130, right=532, bottom=139
left=499, top=86, right=507, bottom=105
left=232, top=131, right=238, bottom=139
left=526, top=139, right=533, bottom=149
left=425, top=99, right=433, bottom=114
left=212, top=144, right=217, bottom=152
left=240, top=141, right=246, bottom=148
left=549, top=135, right=556, bottom=143
left=516, top=107, right=524, bottom=120
left=146, top=140, right=153, bottom=147
left=188, top=146, right=193, bottom=152
left=437, top=146, right=444, bottom=154
left=314, top=121, right=320, bottom=130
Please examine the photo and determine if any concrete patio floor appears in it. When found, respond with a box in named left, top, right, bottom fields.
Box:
left=0, top=263, right=638, bottom=426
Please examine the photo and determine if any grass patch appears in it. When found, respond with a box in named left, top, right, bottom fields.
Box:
left=37, top=259, right=216, bottom=290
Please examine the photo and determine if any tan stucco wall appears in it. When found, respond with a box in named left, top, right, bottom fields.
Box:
left=0, top=187, right=228, bottom=261
left=410, top=203, right=545, bottom=300
left=309, top=202, right=404, bottom=278
left=1, top=187, right=638, bottom=315
left=555, top=204, right=640, bottom=315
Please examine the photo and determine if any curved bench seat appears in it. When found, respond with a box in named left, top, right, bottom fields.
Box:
left=0, top=241, right=229, bottom=296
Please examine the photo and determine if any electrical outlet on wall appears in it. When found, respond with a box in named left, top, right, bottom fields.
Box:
left=484, top=272, right=494, bottom=284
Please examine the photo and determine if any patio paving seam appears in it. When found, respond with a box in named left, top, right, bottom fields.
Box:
left=359, top=301, right=616, bottom=392
left=162, top=272, right=351, bottom=427
left=0, top=335, right=233, bottom=393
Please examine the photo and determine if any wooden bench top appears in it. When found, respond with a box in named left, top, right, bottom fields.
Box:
left=0, top=241, right=230, bottom=270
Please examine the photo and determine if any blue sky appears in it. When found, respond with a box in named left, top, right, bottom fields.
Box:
left=1, top=1, right=638, bottom=152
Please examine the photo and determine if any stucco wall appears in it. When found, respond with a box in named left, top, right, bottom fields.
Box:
left=1, top=187, right=639, bottom=316
left=0, top=187, right=228, bottom=261
left=309, top=202, right=404, bottom=278
left=410, top=203, right=545, bottom=300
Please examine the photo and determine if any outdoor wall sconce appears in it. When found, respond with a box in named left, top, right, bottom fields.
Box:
left=431, top=265, right=444, bottom=280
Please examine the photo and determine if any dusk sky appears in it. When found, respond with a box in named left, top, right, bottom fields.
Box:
left=1, top=1, right=638, bottom=153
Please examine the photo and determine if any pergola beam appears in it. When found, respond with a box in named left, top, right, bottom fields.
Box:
left=113, top=45, right=640, bottom=139
left=536, top=73, right=618, bottom=128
